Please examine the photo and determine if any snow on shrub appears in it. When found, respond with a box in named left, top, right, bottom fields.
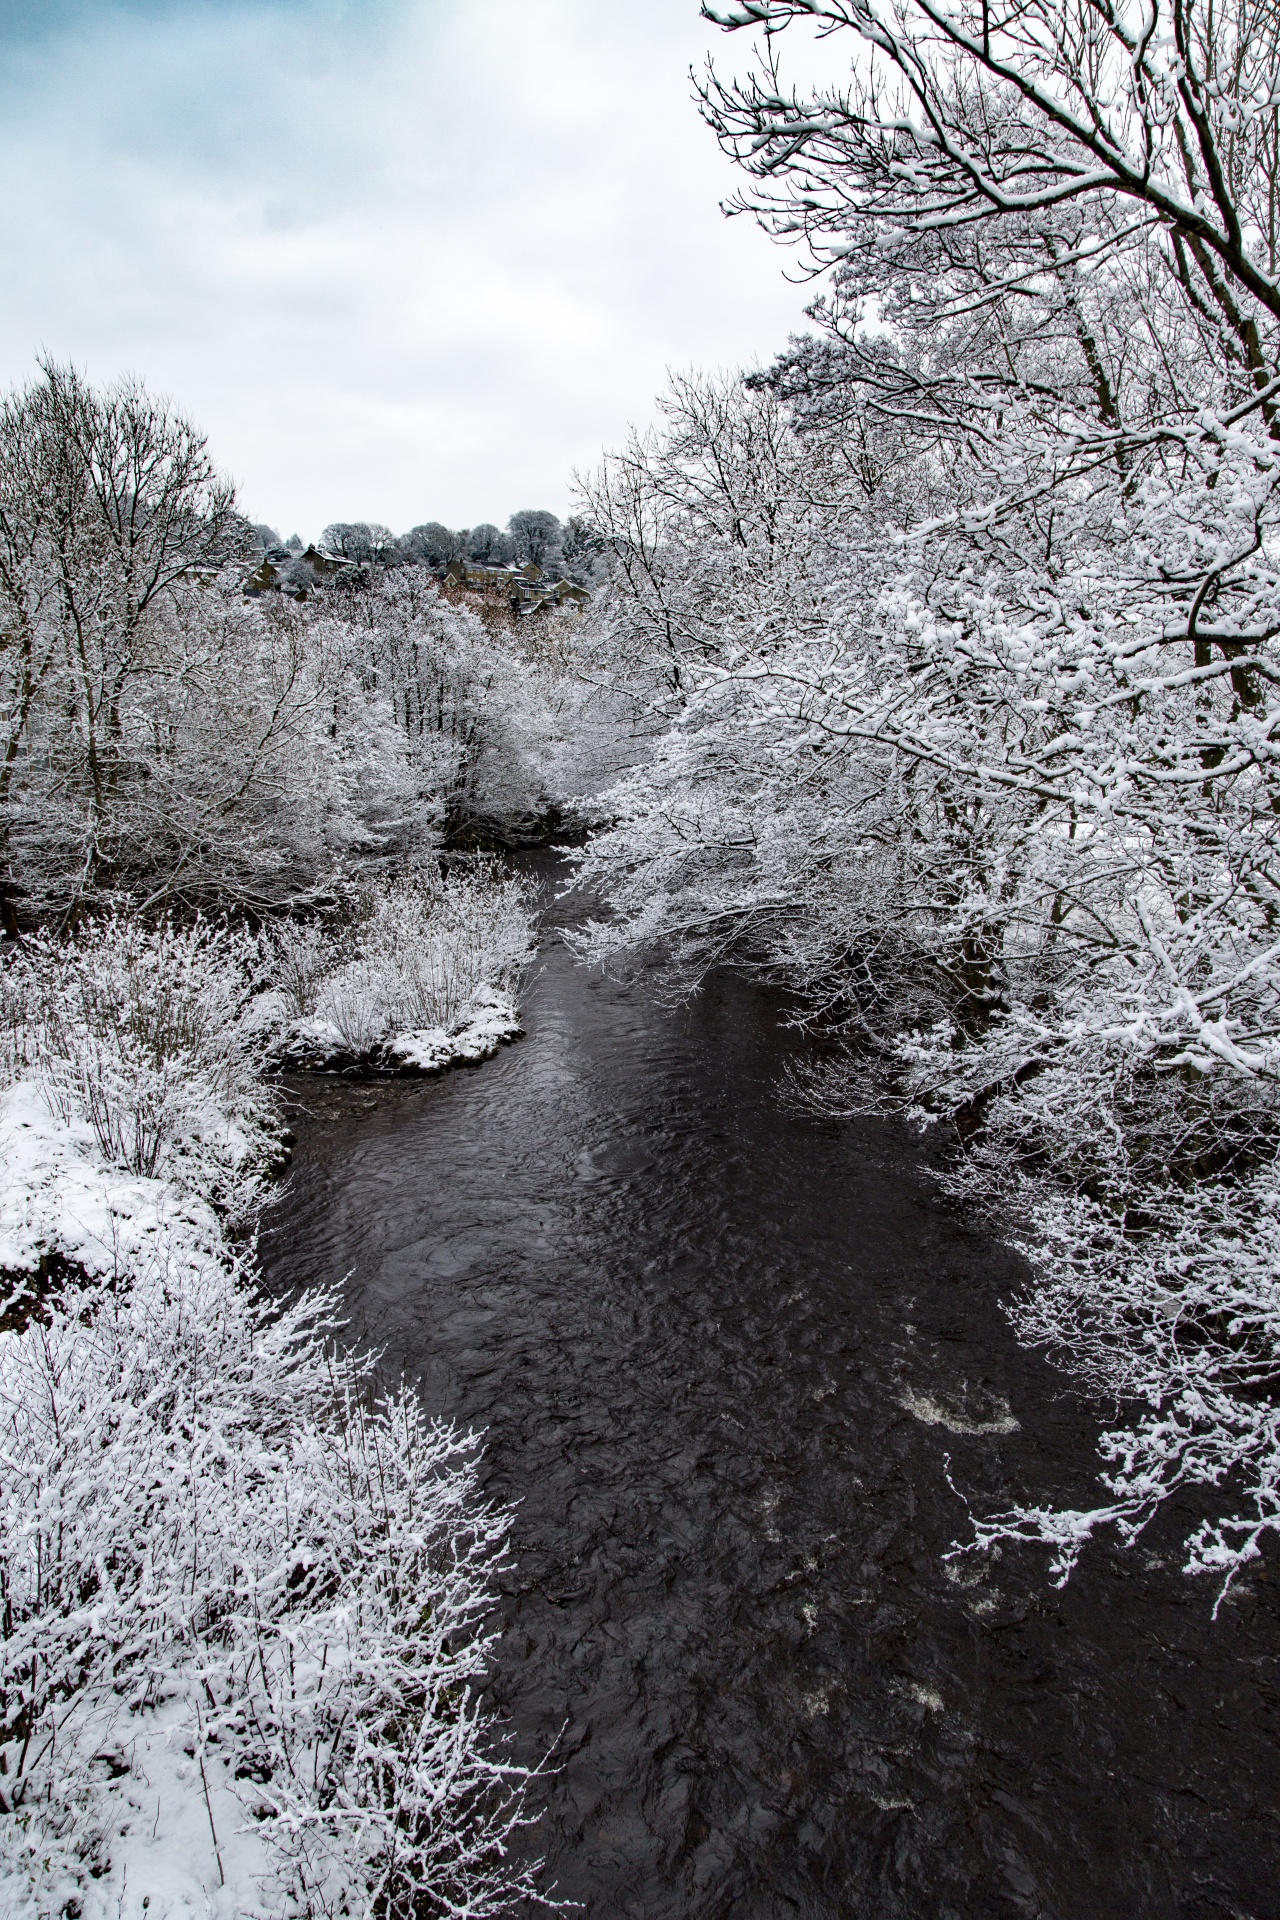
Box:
left=0, top=1192, right=535, bottom=1916
left=273, top=862, right=535, bottom=1069
left=0, top=914, right=283, bottom=1220
left=0, top=913, right=541, bottom=1916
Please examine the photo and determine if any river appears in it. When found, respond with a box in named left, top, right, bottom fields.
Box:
left=260, top=854, right=1280, bottom=1920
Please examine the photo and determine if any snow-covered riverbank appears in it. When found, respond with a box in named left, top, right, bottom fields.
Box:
left=267, top=865, right=534, bottom=1078
left=0, top=889, right=540, bottom=1918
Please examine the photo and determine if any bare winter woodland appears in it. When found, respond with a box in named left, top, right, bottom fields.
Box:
left=6, top=0, right=1280, bottom=1905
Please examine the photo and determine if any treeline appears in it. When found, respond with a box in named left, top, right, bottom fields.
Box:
left=253, top=507, right=604, bottom=584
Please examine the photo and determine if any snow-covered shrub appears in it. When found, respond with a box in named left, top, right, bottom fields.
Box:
left=0, top=915, right=282, bottom=1215
left=339, top=864, right=534, bottom=1031
left=276, top=862, right=536, bottom=1065
left=0, top=895, right=542, bottom=1908
left=228, top=1387, right=532, bottom=1918
left=0, top=1086, right=536, bottom=1917
left=269, top=915, right=333, bottom=1027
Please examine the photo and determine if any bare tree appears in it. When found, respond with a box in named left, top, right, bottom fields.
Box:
left=465, top=522, right=514, bottom=565
left=0, top=361, right=250, bottom=922
left=397, top=521, right=464, bottom=566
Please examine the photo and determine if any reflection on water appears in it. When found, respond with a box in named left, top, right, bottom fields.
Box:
left=261, top=856, right=1280, bottom=1920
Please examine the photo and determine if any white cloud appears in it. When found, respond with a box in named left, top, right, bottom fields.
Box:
left=0, top=0, right=828, bottom=537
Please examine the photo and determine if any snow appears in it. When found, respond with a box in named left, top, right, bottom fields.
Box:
left=267, top=869, right=534, bottom=1075
left=0, top=1078, right=224, bottom=1285
left=0, top=1085, right=276, bottom=1920
left=0, top=1083, right=533, bottom=1917
left=283, top=988, right=522, bottom=1073
left=0, top=1694, right=277, bottom=1920
left=383, top=987, right=523, bottom=1072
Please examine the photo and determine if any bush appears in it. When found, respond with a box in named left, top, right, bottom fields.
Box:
left=0, top=898, right=540, bottom=1913
left=0, top=1230, right=536, bottom=1918
left=0, top=915, right=282, bottom=1217
left=273, top=863, right=536, bottom=1059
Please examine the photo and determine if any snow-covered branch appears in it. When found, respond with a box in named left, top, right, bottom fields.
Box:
left=575, top=0, right=1280, bottom=1595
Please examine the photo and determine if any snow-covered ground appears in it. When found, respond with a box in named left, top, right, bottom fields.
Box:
left=0, top=936, right=537, bottom=1917
left=0, top=1077, right=226, bottom=1284
left=1, top=1689, right=277, bottom=1920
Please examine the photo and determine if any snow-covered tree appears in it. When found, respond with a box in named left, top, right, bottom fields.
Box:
left=0, top=366, right=574, bottom=921
left=575, top=0, right=1280, bottom=1592
left=507, top=508, right=563, bottom=572
left=0, top=361, right=251, bottom=925
left=320, top=519, right=397, bottom=566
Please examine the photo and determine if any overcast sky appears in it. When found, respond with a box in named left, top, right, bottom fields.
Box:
left=0, top=0, right=827, bottom=540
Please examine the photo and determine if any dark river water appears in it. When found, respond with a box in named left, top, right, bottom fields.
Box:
left=260, top=856, right=1280, bottom=1920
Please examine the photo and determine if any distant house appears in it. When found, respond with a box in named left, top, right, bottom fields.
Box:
left=241, top=544, right=591, bottom=614
left=243, top=543, right=358, bottom=600
left=439, top=556, right=589, bottom=616
left=544, top=578, right=589, bottom=611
